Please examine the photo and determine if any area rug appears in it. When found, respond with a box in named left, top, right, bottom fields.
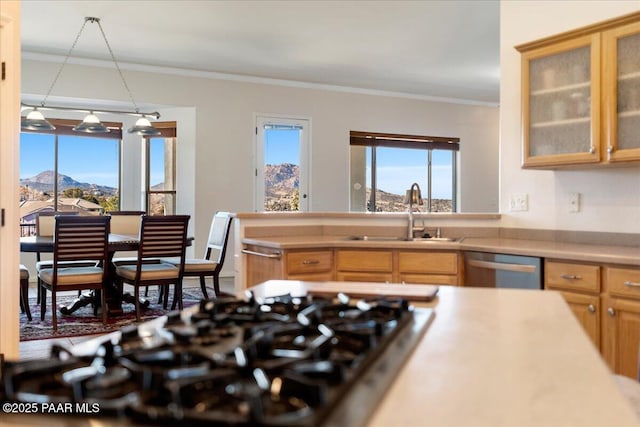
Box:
left=19, top=288, right=205, bottom=341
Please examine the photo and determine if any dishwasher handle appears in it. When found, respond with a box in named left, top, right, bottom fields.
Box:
left=241, top=249, right=282, bottom=259
left=467, top=259, right=537, bottom=274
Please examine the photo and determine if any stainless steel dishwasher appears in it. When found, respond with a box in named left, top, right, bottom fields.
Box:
left=464, top=251, right=543, bottom=290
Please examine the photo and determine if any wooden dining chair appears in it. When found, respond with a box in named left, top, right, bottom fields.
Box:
left=108, top=210, right=145, bottom=236
left=35, top=211, right=86, bottom=304
left=38, top=215, right=111, bottom=331
left=113, top=215, right=190, bottom=321
left=161, top=211, right=233, bottom=298
left=20, top=264, right=32, bottom=321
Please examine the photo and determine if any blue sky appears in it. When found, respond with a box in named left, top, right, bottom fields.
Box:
left=20, top=133, right=165, bottom=188
left=264, top=128, right=452, bottom=198
left=265, top=128, right=299, bottom=165
left=22, top=129, right=453, bottom=198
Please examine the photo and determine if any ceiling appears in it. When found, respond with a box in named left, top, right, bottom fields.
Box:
left=20, top=1, right=500, bottom=106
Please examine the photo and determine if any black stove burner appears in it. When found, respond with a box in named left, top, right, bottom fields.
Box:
left=2, top=292, right=419, bottom=427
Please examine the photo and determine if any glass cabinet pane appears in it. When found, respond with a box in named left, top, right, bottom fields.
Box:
left=616, top=31, right=640, bottom=151
left=528, top=46, right=591, bottom=157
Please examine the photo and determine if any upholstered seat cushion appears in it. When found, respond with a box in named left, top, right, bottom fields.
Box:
left=20, top=264, right=30, bottom=280
left=39, top=266, right=104, bottom=286
left=115, top=263, right=179, bottom=281
left=36, top=260, right=98, bottom=272
left=112, top=256, right=161, bottom=266
left=160, top=257, right=217, bottom=273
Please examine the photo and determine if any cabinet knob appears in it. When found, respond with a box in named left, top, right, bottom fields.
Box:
left=589, top=146, right=596, bottom=154
left=588, top=304, right=596, bottom=313
left=607, top=307, right=616, bottom=317
left=607, top=145, right=614, bottom=154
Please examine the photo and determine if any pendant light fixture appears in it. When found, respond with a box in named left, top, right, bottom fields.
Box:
left=21, top=17, right=161, bottom=136
left=21, top=107, right=56, bottom=131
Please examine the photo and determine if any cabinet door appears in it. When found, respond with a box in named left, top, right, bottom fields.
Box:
left=521, top=34, right=601, bottom=167
left=602, top=296, right=640, bottom=380
left=603, top=21, right=640, bottom=162
left=336, top=250, right=393, bottom=272
left=557, top=291, right=600, bottom=349
left=244, top=247, right=284, bottom=287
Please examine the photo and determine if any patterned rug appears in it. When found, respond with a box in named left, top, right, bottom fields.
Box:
left=19, top=287, right=205, bottom=341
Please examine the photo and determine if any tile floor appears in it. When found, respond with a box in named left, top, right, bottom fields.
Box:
left=19, top=277, right=236, bottom=360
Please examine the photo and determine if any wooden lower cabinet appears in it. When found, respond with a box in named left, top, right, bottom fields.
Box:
left=601, top=295, right=640, bottom=379
left=244, top=245, right=284, bottom=287
left=397, top=251, right=460, bottom=285
left=601, top=266, right=640, bottom=379
left=558, top=290, right=600, bottom=349
left=286, top=250, right=334, bottom=281
left=336, top=250, right=393, bottom=283
left=245, top=247, right=334, bottom=287
left=545, top=259, right=601, bottom=349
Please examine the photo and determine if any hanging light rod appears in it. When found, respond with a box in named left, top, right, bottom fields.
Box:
left=21, top=16, right=161, bottom=136
left=20, top=102, right=161, bottom=120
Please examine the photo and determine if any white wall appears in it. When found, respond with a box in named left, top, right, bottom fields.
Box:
left=21, top=59, right=499, bottom=269
left=500, top=1, right=640, bottom=233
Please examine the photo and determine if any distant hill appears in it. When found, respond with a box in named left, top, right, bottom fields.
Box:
left=20, top=170, right=116, bottom=195
left=265, top=163, right=299, bottom=196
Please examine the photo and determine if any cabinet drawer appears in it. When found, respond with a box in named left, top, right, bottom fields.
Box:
left=398, top=251, right=458, bottom=275
left=400, top=273, right=458, bottom=286
left=336, top=250, right=393, bottom=272
left=335, top=272, right=394, bottom=283
left=604, top=266, right=640, bottom=299
left=545, top=260, right=600, bottom=293
left=287, top=251, right=333, bottom=275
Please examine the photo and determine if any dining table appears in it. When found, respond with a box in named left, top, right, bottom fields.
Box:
left=20, top=233, right=192, bottom=316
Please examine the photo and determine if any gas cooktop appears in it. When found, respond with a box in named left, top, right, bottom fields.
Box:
left=2, top=291, right=433, bottom=427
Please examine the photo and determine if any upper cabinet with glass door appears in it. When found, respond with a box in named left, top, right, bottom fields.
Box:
left=517, top=11, right=640, bottom=169
left=602, top=20, right=640, bottom=162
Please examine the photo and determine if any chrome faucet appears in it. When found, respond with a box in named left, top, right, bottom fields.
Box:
left=404, top=182, right=424, bottom=240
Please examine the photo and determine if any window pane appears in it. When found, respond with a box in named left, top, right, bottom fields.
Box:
left=149, top=138, right=170, bottom=190
left=19, top=133, right=55, bottom=235
left=263, top=127, right=300, bottom=211
left=376, top=147, right=427, bottom=212
left=431, top=150, right=453, bottom=212
left=147, top=137, right=176, bottom=215
left=20, top=133, right=54, bottom=200
left=58, top=135, right=119, bottom=213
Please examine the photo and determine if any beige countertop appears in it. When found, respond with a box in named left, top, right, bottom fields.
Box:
left=249, top=281, right=640, bottom=427
left=5, top=282, right=640, bottom=426
left=242, top=235, right=640, bottom=266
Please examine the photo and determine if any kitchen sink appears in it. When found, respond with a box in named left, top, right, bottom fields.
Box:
left=343, top=235, right=410, bottom=241
left=412, top=237, right=463, bottom=242
left=342, top=235, right=462, bottom=242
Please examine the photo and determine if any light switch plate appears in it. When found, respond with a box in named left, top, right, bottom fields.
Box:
left=569, top=193, right=581, bottom=213
left=509, top=193, right=528, bottom=212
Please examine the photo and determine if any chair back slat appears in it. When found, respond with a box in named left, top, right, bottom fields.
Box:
left=53, top=215, right=110, bottom=263
left=138, top=215, right=190, bottom=259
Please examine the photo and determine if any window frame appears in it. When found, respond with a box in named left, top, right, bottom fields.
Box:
left=349, top=131, right=460, bottom=213
left=143, top=122, right=177, bottom=215
left=19, top=117, right=123, bottom=217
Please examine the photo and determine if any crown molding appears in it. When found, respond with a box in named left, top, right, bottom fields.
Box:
left=22, top=51, right=499, bottom=108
